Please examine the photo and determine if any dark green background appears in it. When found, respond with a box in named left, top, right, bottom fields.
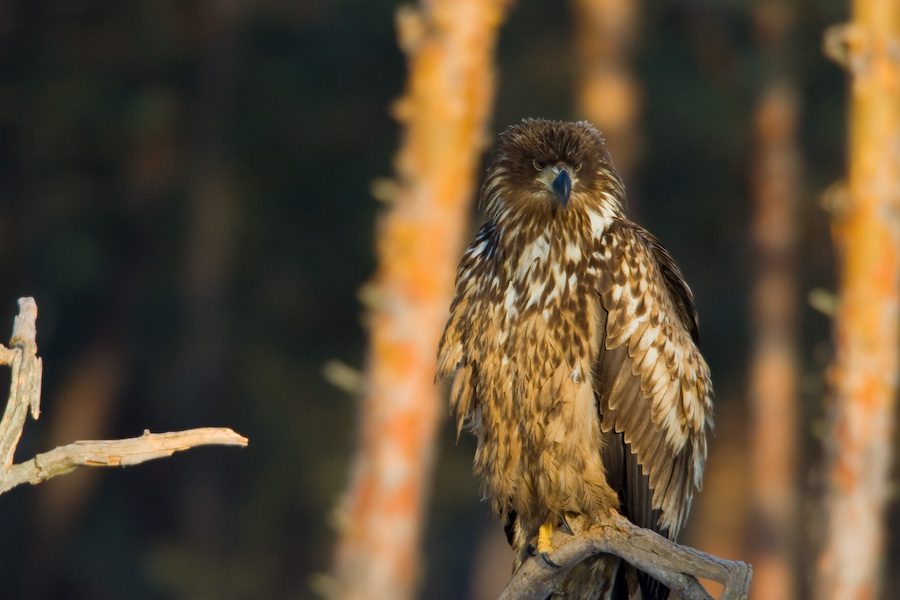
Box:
left=0, top=0, right=858, bottom=598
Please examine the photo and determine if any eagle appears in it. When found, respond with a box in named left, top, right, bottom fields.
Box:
left=436, top=119, right=714, bottom=599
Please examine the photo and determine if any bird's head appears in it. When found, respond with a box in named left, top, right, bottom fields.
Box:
left=481, top=119, right=625, bottom=223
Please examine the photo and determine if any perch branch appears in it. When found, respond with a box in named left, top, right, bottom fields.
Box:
left=0, top=428, right=248, bottom=494
left=0, top=297, right=248, bottom=496
left=498, top=509, right=751, bottom=600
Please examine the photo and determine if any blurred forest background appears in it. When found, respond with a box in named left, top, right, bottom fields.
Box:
left=0, top=0, right=881, bottom=598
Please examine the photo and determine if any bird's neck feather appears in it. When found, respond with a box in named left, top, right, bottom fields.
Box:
left=496, top=204, right=613, bottom=258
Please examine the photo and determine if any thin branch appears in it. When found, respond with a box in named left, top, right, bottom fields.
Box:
left=0, top=428, right=248, bottom=494
left=0, top=297, right=248, bottom=496
left=498, top=510, right=751, bottom=600
left=0, top=297, right=43, bottom=473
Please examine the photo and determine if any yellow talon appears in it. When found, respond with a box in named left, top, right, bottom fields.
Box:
left=537, top=522, right=560, bottom=568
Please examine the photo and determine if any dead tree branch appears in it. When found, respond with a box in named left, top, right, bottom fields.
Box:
left=0, top=428, right=248, bottom=495
left=0, top=297, right=248, bottom=496
left=498, top=510, right=751, bottom=600
left=0, top=297, right=43, bottom=473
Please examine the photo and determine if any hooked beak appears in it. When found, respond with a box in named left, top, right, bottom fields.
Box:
left=551, top=169, right=572, bottom=208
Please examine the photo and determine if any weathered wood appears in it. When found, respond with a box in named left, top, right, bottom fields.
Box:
left=498, top=510, right=751, bottom=600
left=1, top=428, right=248, bottom=494
left=0, top=298, right=248, bottom=497
left=0, top=298, right=42, bottom=474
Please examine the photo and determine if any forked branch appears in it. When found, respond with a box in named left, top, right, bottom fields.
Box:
left=499, top=509, right=751, bottom=600
left=0, top=297, right=247, bottom=496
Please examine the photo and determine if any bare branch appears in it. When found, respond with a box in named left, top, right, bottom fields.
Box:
left=0, top=297, right=248, bottom=496
left=498, top=510, right=751, bottom=600
left=0, top=297, right=43, bottom=473
left=0, top=428, right=248, bottom=494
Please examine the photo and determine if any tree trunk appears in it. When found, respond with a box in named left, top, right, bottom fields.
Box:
left=747, top=3, right=803, bottom=597
left=817, top=1, right=900, bottom=598
left=328, top=2, right=512, bottom=599
left=571, top=0, right=641, bottom=191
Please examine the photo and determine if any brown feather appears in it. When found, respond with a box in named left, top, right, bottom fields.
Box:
left=436, top=119, right=714, bottom=599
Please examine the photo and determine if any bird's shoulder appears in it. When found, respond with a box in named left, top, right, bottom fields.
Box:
left=595, top=218, right=699, bottom=343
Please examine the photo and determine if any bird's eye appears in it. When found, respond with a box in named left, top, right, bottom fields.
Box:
left=574, top=161, right=584, bottom=172
left=532, top=159, right=546, bottom=170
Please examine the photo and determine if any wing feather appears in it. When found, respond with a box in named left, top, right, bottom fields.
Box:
left=594, top=220, right=713, bottom=541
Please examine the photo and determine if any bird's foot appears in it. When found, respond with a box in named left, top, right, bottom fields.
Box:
left=537, top=522, right=560, bottom=568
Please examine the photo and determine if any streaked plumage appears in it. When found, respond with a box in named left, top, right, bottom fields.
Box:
left=437, top=119, right=714, bottom=599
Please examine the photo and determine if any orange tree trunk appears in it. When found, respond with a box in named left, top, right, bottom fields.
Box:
left=817, top=1, right=900, bottom=598
left=748, top=86, right=801, bottom=600
left=747, top=4, right=803, bottom=598
left=571, top=0, right=641, bottom=186
left=329, top=2, right=511, bottom=600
